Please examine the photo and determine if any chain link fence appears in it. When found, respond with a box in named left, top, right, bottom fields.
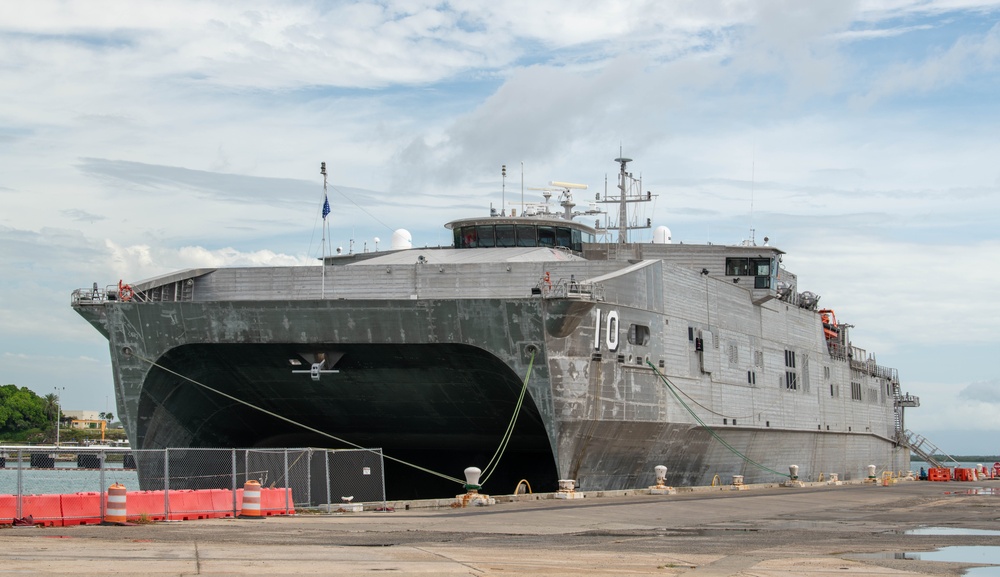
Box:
left=0, top=446, right=385, bottom=524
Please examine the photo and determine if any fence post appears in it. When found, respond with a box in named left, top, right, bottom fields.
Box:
left=16, top=449, right=23, bottom=519
left=325, top=449, right=331, bottom=514
left=163, top=448, right=170, bottom=518
left=283, top=449, right=290, bottom=514
left=306, top=448, right=312, bottom=507
left=379, top=448, right=387, bottom=511
left=99, top=450, right=107, bottom=521
left=231, top=449, right=238, bottom=517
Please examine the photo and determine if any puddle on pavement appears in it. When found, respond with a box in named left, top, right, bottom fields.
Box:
left=855, top=546, right=1000, bottom=576
left=944, top=487, right=999, bottom=496
left=905, top=527, right=1000, bottom=536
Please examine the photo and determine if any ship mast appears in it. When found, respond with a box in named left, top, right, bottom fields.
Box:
left=615, top=156, right=631, bottom=243
left=597, top=155, right=654, bottom=243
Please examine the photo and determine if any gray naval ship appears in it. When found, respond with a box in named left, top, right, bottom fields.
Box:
left=72, top=157, right=919, bottom=498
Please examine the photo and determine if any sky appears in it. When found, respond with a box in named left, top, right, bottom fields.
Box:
left=1, top=1, right=999, bottom=455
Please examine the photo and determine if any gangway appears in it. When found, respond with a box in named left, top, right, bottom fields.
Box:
left=904, top=430, right=960, bottom=468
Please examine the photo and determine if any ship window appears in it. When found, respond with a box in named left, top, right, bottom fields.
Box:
left=453, top=228, right=462, bottom=248
left=750, top=258, right=771, bottom=276
left=459, top=226, right=479, bottom=248
left=477, top=225, right=495, bottom=247
left=556, top=227, right=572, bottom=249
left=851, top=382, right=862, bottom=401
left=726, top=257, right=750, bottom=276
left=537, top=226, right=556, bottom=247
left=784, top=349, right=796, bottom=368
left=754, top=276, right=771, bottom=289
left=495, top=225, right=515, bottom=247
left=516, top=225, right=536, bottom=247
left=785, top=371, right=798, bottom=390
left=571, top=229, right=583, bottom=251
left=627, top=324, right=650, bottom=346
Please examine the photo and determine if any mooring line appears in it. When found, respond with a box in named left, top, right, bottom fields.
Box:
left=646, top=360, right=790, bottom=478
left=480, top=350, right=535, bottom=484
left=131, top=352, right=467, bottom=486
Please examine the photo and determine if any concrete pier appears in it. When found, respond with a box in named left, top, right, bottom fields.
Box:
left=1, top=479, right=997, bottom=575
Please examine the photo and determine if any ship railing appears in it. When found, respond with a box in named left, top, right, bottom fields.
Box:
left=71, top=284, right=150, bottom=306
left=543, top=279, right=605, bottom=301
left=71, top=287, right=107, bottom=306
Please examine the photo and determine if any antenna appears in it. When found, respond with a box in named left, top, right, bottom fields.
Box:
left=501, top=164, right=507, bottom=216
left=320, top=162, right=328, bottom=298
left=749, top=147, right=756, bottom=245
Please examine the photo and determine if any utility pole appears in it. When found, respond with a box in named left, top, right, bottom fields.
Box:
left=54, top=386, right=64, bottom=447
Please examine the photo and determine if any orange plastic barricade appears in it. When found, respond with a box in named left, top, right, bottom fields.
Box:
left=126, top=490, right=167, bottom=522
left=0, top=494, right=16, bottom=523
left=260, top=487, right=295, bottom=516
left=208, top=489, right=235, bottom=519
left=928, top=468, right=951, bottom=482
left=167, top=489, right=213, bottom=521
left=20, top=494, right=64, bottom=527
left=60, top=492, right=102, bottom=526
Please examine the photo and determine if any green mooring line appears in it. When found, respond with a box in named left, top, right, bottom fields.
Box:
left=481, top=350, right=535, bottom=485
left=645, top=360, right=790, bottom=479
left=132, top=352, right=467, bottom=486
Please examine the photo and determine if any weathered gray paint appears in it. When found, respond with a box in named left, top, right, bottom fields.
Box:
left=73, top=239, right=913, bottom=495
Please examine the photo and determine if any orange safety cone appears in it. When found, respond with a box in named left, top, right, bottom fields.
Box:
left=239, top=480, right=263, bottom=519
left=104, top=483, right=127, bottom=524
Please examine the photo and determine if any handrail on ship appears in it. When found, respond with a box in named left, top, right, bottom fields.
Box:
left=71, top=284, right=148, bottom=306
left=538, top=277, right=605, bottom=301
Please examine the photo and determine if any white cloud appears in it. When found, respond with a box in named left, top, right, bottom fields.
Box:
left=2, top=0, right=1000, bottom=450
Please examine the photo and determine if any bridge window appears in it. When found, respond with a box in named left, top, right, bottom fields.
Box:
left=726, top=258, right=749, bottom=276
left=495, top=225, right=515, bottom=247
left=477, top=225, right=495, bottom=247
left=557, top=227, right=572, bottom=249
left=537, top=226, right=556, bottom=247
left=516, top=225, right=536, bottom=247
left=750, top=258, right=771, bottom=276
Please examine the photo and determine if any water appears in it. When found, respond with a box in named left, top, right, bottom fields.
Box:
left=907, top=527, right=1000, bottom=536
left=858, top=528, right=1000, bottom=576
left=0, top=462, right=139, bottom=495
left=911, top=460, right=998, bottom=471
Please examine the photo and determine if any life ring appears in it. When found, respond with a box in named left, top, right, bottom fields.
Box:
left=118, top=280, right=134, bottom=302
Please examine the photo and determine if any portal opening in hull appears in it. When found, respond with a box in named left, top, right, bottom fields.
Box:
left=136, top=342, right=558, bottom=499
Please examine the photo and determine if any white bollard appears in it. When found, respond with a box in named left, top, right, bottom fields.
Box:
left=455, top=466, right=494, bottom=507
left=782, top=465, right=804, bottom=487
left=649, top=466, right=675, bottom=495
left=867, top=464, right=877, bottom=480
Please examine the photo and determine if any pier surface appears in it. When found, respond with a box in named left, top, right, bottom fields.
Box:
left=1, top=480, right=997, bottom=575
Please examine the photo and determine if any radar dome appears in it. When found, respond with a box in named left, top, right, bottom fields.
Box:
left=391, top=229, right=412, bottom=250
left=652, top=225, right=672, bottom=244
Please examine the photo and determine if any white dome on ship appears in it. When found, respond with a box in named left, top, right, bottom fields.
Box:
left=391, top=229, right=412, bottom=250
left=652, top=225, right=672, bottom=244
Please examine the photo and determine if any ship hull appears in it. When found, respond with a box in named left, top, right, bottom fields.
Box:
left=73, top=224, right=921, bottom=499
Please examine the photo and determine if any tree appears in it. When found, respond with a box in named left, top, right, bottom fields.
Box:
left=99, top=411, right=114, bottom=422
left=43, top=393, right=59, bottom=421
left=0, top=384, right=48, bottom=434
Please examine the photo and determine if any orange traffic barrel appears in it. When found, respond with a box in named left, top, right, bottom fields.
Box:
left=105, top=483, right=127, bottom=524
left=239, top=480, right=263, bottom=519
